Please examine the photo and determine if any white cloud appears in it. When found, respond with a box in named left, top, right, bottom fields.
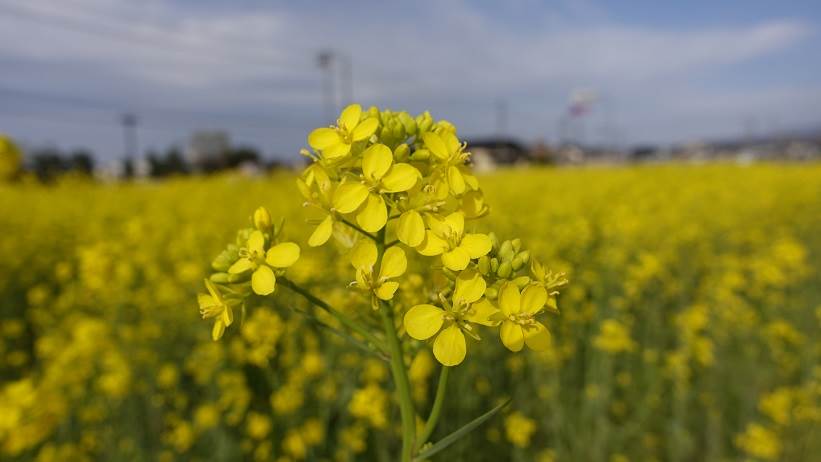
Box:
left=0, top=0, right=816, bottom=155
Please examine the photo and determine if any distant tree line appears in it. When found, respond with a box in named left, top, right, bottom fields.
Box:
left=18, top=144, right=283, bottom=183
left=27, top=147, right=95, bottom=182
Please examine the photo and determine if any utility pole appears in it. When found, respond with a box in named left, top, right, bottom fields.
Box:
left=317, top=49, right=354, bottom=122
left=121, top=112, right=138, bottom=178
left=317, top=50, right=336, bottom=123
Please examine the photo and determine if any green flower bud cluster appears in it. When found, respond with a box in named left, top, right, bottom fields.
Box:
left=475, top=233, right=541, bottom=301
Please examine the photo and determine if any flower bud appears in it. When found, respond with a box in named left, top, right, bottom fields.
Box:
left=518, top=250, right=530, bottom=265
left=478, top=255, right=490, bottom=275
left=511, top=254, right=524, bottom=271
left=512, top=238, right=522, bottom=253
left=490, top=258, right=499, bottom=273
left=399, top=112, right=417, bottom=135
left=498, top=241, right=514, bottom=261
left=394, top=144, right=410, bottom=161
left=210, top=272, right=231, bottom=283
left=497, top=261, right=512, bottom=279
left=416, top=112, right=433, bottom=132
left=254, top=207, right=272, bottom=231
left=411, top=149, right=431, bottom=161
left=512, top=276, right=531, bottom=288
left=484, top=287, right=498, bottom=300
left=488, top=232, right=499, bottom=251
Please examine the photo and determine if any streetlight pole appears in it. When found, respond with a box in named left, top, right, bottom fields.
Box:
left=121, top=112, right=138, bottom=178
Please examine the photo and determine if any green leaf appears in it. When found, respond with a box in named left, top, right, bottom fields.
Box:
left=413, top=397, right=511, bottom=462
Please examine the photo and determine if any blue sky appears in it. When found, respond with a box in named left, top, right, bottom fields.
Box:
left=1, top=0, right=820, bottom=163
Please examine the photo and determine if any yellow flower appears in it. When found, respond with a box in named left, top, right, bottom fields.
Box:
left=332, top=143, right=420, bottom=233
left=416, top=212, right=492, bottom=271
left=228, top=230, right=300, bottom=295
left=349, top=239, right=406, bottom=308
left=403, top=270, right=498, bottom=366
left=504, top=411, right=537, bottom=448
left=307, top=103, right=379, bottom=159
left=593, top=319, right=636, bottom=353
left=496, top=283, right=552, bottom=352
left=198, top=279, right=235, bottom=341
left=395, top=188, right=444, bottom=247
left=421, top=131, right=478, bottom=195
left=735, top=423, right=781, bottom=460
left=297, top=164, right=336, bottom=247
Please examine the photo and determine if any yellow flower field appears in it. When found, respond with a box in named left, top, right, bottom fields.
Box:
left=1, top=164, right=819, bottom=461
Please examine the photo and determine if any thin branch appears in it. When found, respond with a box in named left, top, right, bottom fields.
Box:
left=340, top=218, right=378, bottom=241
left=278, top=277, right=388, bottom=354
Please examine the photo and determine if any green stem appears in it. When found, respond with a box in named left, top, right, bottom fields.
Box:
left=380, top=301, right=416, bottom=462
left=279, top=277, right=388, bottom=354
left=340, top=218, right=379, bottom=242
left=287, top=303, right=389, bottom=362
left=416, top=365, right=450, bottom=450
left=385, top=239, right=400, bottom=248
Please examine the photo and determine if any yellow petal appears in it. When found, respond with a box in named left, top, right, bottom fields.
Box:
left=308, top=215, right=333, bottom=247
left=442, top=247, right=470, bottom=271
left=324, top=142, right=352, bottom=159
left=228, top=257, right=254, bottom=274
left=222, top=306, right=234, bottom=327
left=379, top=246, right=407, bottom=280
left=500, top=321, right=524, bottom=352
left=521, top=285, right=547, bottom=314
left=397, top=210, right=426, bottom=247
left=308, top=127, right=341, bottom=150
left=355, top=268, right=369, bottom=288
left=349, top=239, right=377, bottom=271
left=433, top=324, right=467, bottom=366
left=332, top=182, right=369, bottom=213
left=351, top=117, right=378, bottom=141
left=375, top=281, right=400, bottom=300
left=447, top=165, right=466, bottom=195
left=417, top=230, right=448, bottom=256
left=425, top=213, right=450, bottom=238
left=404, top=304, right=445, bottom=340
left=381, top=163, right=419, bottom=193
left=197, top=293, right=218, bottom=310
left=422, top=132, right=449, bottom=160
left=499, top=283, right=521, bottom=316
left=247, top=230, right=265, bottom=254
left=204, top=278, right=220, bottom=300
left=465, top=298, right=501, bottom=326
left=461, top=190, right=488, bottom=218
left=460, top=233, right=492, bottom=259
left=443, top=132, right=461, bottom=153
left=443, top=212, right=465, bottom=238
left=266, top=242, right=300, bottom=268
left=212, top=320, right=225, bottom=341
left=339, top=103, right=362, bottom=131
left=362, top=143, right=393, bottom=182
left=524, top=321, right=551, bottom=351
left=251, top=265, right=276, bottom=295
left=356, top=194, right=387, bottom=233
left=453, top=270, right=486, bottom=305
left=462, top=169, right=479, bottom=190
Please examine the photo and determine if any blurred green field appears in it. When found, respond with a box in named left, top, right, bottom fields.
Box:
left=1, top=164, right=820, bottom=461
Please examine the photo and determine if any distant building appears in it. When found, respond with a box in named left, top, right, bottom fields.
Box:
left=186, top=131, right=231, bottom=171
left=465, top=138, right=529, bottom=171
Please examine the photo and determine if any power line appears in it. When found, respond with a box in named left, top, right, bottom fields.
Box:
left=0, top=2, right=295, bottom=70
left=0, top=86, right=298, bottom=130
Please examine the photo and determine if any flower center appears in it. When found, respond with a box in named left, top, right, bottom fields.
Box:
left=508, top=312, right=536, bottom=326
